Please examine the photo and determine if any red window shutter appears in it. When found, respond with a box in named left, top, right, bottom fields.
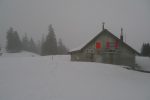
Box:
left=115, top=40, right=119, bottom=48
left=96, top=42, right=101, bottom=49
left=106, top=41, right=110, bottom=48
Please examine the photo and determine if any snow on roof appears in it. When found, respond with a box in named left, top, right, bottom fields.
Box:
left=69, top=31, right=99, bottom=52
left=69, top=45, right=84, bottom=52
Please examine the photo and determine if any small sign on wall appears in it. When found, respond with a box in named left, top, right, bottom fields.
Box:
left=86, top=49, right=94, bottom=54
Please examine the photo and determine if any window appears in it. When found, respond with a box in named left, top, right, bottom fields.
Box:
left=115, top=40, right=119, bottom=48
left=106, top=41, right=110, bottom=49
left=96, top=42, right=101, bottom=49
left=106, top=40, right=119, bottom=49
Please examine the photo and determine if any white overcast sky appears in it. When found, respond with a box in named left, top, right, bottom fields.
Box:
left=0, top=0, right=150, bottom=52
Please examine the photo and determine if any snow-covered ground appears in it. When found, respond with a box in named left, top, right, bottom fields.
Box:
left=0, top=52, right=150, bottom=100
left=136, top=56, right=150, bottom=71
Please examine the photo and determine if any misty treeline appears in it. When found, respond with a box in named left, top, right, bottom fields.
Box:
left=6, top=25, right=69, bottom=55
left=141, top=43, right=150, bottom=57
left=41, top=25, right=68, bottom=55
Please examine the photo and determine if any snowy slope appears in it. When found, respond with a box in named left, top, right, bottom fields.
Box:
left=0, top=54, right=150, bottom=100
left=0, top=51, right=39, bottom=57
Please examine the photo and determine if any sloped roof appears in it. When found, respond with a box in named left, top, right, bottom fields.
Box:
left=70, top=29, right=140, bottom=55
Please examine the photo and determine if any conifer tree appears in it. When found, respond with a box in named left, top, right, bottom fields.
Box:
left=41, top=25, right=57, bottom=55
left=6, top=27, right=22, bottom=52
left=29, top=38, right=37, bottom=53
left=22, top=34, right=38, bottom=54
left=22, top=33, right=29, bottom=51
left=6, top=27, right=14, bottom=52
left=141, top=43, right=150, bottom=56
left=57, top=38, right=68, bottom=54
left=13, top=31, right=22, bottom=52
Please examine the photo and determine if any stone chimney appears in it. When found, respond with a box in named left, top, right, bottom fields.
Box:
left=120, top=28, right=123, bottom=42
left=102, top=22, right=105, bottom=30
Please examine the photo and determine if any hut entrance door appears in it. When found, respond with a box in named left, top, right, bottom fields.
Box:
left=109, top=53, right=113, bottom=64
left=90, top=54, right=94, bottom=62
left=95, top=56, right=102, bottom=62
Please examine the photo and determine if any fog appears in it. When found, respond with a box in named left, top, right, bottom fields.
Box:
left=0, top=0, right=150, bottom=52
